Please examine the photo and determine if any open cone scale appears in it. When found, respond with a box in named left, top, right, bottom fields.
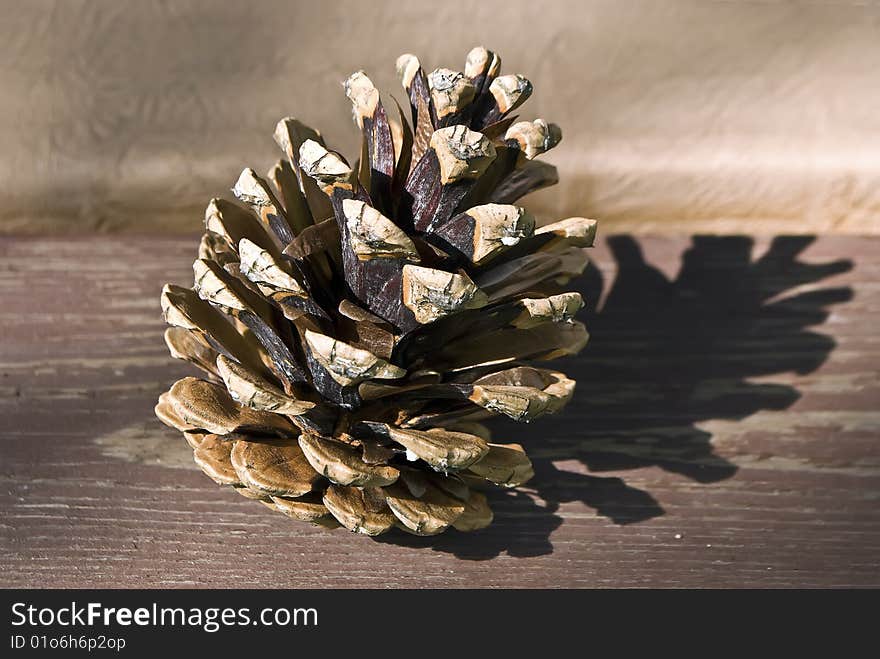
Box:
left=156, top=47, right=597, bottom=536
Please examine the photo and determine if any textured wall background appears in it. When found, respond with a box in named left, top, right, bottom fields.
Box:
left=1, top=0, right=878, bottom=234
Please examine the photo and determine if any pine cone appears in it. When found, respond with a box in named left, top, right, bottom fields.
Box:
left=155, top=47, right=597, bottom=536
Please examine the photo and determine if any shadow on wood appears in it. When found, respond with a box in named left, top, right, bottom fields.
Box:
left=378, top=235, right=854, bottom=559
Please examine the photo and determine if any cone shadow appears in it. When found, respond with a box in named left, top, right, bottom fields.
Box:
left=378, top=234, right=853, bottom=559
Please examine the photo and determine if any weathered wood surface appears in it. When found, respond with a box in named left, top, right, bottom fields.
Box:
left=1, top=234, right=877, bottom=588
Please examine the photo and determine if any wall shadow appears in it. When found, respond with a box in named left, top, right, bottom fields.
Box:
left=377, top=235, right=853, bottom=559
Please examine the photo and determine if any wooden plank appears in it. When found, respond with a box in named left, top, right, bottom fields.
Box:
left=0, top=234, right=877, bottom=588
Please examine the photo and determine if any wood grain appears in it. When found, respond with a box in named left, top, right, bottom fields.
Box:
left=1, top=234, right=877, bottom=588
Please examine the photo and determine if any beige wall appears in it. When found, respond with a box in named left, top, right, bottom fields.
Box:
left=1, top=0, right=878, bottom=234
